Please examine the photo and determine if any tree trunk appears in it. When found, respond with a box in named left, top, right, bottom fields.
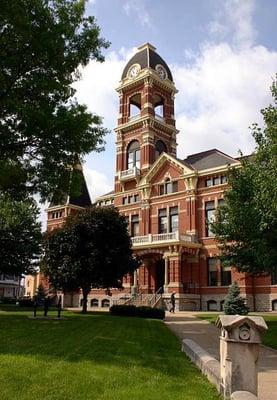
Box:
left=82, top=289, right=89, bottom=313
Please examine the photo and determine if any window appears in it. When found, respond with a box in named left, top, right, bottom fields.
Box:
left=213, top=176, right=221, bottom=185
left=159, top=179, right=178, bottom=195
left=208, top=258, right=218, bottom=286
left=205, top=175, right=228, bottom=187
left=51, top=211, right=62, bottom=219
left=91, top=299, right=99, bottom=307
left=221, top=265, right=232, bottom=286
left=205, top=178, right=213, bottom=187
left=127, top=140, right=140, bottom=169
left=207, top=300, right=218, bottom=311
left=158, top=209, right=167, bottom=234
left=101, top=299, right=110, bottom=308
left=155, top=140, right=167, bottom=159
left=129, top=94, right=141, bottom=119
left=205, top=201, right=215, bottom=237
left=122, top=194, right=139, bottom=205
left=153, top=94, right=164, bottom=119
left=131, top=215, right=139, bottom=237
left=218, top=199, right=225, bottom=207
left=169, top=207, right=179, bottom=233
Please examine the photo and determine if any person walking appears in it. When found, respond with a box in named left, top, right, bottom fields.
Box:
left=169, top=292, right=176, bottom=313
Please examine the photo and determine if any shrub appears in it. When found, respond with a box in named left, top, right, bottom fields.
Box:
left=0, top=297, right=17, bottom=304
left=19, top=298, right=34, bottom=307
left=223, top=281, right=249, bottom=315
left=110, top=305, right=165, bottom=319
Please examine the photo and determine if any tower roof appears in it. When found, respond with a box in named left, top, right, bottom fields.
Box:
left=121, top=43, right=173, bottom=82
left=49, top=165, right=91, bottom=209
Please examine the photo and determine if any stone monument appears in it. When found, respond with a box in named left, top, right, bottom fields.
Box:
left=216, top=315, right=268, bottom=399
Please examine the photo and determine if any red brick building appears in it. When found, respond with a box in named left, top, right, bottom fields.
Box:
left=46, top=43, right=277, bottom=312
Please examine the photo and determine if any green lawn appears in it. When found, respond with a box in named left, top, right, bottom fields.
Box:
left=197, top=313, right=277, bottom=350
left=0, top=306, right=221, bottom=400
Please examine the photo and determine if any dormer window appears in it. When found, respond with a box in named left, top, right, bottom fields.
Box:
left=127, top=140, right=140, bottom=169
left=159, top=178, right=178, bottom=195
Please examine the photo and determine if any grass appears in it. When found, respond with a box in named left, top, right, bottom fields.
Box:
left=197, top=313, right=277, bottom=350
left=0, top=306, right=221, bottom=400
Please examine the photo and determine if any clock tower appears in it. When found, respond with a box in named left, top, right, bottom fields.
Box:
left=114, top=43, right=178, bottom=194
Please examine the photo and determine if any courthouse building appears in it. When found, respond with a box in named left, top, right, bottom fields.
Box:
left=46, top=44, right=277, bottom=312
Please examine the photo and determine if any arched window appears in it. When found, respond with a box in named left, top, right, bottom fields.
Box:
left=155, top=140, right=167, bottom=159
left=207, top=300, right=218, bottom=311
left=90, top=298, right=99, bottom=307
left=220, top=300, right=225, bottom=311
left=153, top=94, right=164, bottom=119
left=159, top=178, right=178, bottom=195
left=101, top=299, right=110, bottom=308
left=127, top=140, right=140, bottom=169
left=129, top=94, right=141, bottom=119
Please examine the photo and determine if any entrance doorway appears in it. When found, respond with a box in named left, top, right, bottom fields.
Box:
left=155, top=259, right=165, bottom=292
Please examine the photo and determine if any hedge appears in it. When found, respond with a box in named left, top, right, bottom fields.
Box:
left=110, top=305, right=165, bottom=319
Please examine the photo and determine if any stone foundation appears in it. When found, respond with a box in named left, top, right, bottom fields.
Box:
left=162, top=294, right=201, bottom=311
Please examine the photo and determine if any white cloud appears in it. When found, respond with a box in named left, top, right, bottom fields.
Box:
left=123, top=0, right=151, bottom=28
left=209, top=0, right=256, bottom=48
left=73, top=0, right=277, bottom=200
left=173, top=42, right=277, bottom=158
left=74, top=48, right=136, bottom=128
left=83, top=165, right=113, bottom=202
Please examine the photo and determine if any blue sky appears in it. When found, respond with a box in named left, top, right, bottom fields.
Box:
left=42, top=0, right=277, bottom=224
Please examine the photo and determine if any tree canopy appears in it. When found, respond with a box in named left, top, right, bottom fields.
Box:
left=42, top=207, right=140, bottom=312
left=0, top=193, right=42, bottom=276
left=212, top=78, right=277, bottom=275
left=0, top=0, right=109, bottom=201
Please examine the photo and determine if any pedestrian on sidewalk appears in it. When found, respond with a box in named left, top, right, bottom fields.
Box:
left=169, top=292, right=176, bottom=313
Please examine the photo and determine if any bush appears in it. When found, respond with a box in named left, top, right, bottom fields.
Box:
left=18, top=298, right=34, bottom=307
left=0, top=297, right=17, bottom=304
left=223, top=281, right=249, bottom=315
left=110, top=305, right=165, bottom=319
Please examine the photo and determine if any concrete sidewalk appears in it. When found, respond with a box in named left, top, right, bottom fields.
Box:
left=165, top=312, right=277, bottom=400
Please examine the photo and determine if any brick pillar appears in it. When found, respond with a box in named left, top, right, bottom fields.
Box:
left=168, top=253, right=183, bottom=293
left=139, top=263, right=150, bottom=294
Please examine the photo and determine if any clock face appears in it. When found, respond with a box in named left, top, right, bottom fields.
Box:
left=156, top=65, right=167, bottom=80
left=129, top=64, right=140, bottom=78
left=239, top=325, right=251, bottom=341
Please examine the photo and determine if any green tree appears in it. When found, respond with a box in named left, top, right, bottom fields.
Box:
left=0, top=0, right=109, bottom=201
left=42, top=207, right=140, bottom=313
left=212, top=78, right=277, bottom=275
left=0, top=194, right=42, bottom=275
left=223, top=282, right=249, bottom=315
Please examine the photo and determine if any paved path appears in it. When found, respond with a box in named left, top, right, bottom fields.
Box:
left=165, top=312, right=277, bottom=400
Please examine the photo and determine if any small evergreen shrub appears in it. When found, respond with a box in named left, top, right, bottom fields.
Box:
left=223, top=281, right=249, bottom=315
left=110, top=305, right=165, bottom=319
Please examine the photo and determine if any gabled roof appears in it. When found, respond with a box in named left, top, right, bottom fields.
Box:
left=182, top=149, right=239, bottom=171
left=138, top=152, right=194, bottom=186
left=49, top=166, right=91, bottom=209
